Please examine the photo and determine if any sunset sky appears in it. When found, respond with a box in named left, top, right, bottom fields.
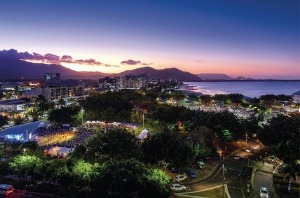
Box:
left=0, top=0, right=299, bottom=79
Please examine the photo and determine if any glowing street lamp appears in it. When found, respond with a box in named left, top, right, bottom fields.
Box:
left=142, top=108, right=147, bottom=129
left=81, top=108, right=85, bottom=126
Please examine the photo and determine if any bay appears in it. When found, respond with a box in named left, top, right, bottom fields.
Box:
left=181, top=81, right=300, bottom=98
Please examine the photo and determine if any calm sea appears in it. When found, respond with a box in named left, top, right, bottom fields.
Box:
left=181, top=81, right=300, bottom=98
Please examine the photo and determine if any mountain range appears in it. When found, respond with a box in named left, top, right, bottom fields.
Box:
left=196, top=73, right=254, bottom=81
left=0, top=59, right=201, bottom=81
left=0, top=58, right=257, bottom=81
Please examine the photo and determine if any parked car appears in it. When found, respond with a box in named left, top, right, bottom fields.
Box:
left=174, top=174, right=187, bottom=182
left=170, top=183, right=187, bottom=191
left=260, top=187, right=269, bottom=198
left=186, top=169, right=196, bottom=178
left=170, top=167, right=181, bottom=173
left=0, top=184, right=14, bottom=196
left=233, top=155, right=241, bottom=160
left=197, top=161, right=205, bottom=169
left=245, top=148, right=253, bottom=152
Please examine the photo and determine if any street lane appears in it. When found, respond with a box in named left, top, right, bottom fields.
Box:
left=254, top=170, right=274, bottom=198
left=174, top=138, right=265, bottom=198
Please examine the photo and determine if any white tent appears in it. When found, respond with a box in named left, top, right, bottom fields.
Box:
left=138, top=129, right=149, bottom=140
left=47, top=146, right=74, bottom=157
left=112, top=122, right=121, bottom=126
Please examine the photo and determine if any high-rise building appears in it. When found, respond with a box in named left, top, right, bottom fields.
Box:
left=36, top=79, right=84, bottom=101
left=117, top=74, right=150, bottom=89
left=98, top=77, right=118, bottom=90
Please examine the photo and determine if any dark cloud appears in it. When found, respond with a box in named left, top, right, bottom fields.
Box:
left=0, top=49, right=116, bottom=67
left=74, top=59, right=102, bottom=66
left=121, top=59, right=152, bottom=66
left=0, top=49, right=33, bottom=59
left=44, top=53, right=60, bottom=64
left=60, top=55, right=73, bottom=63
left=121, top=59, right=141, bottom=65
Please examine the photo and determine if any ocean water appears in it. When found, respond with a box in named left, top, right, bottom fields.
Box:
left=181, top=81, right=300, bottom=98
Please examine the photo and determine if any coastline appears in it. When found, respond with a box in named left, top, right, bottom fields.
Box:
left=179, top=81, right=300, bottom=99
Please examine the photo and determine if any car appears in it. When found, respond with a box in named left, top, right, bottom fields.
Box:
left=197, top=161, right=205, bottom=168
left=174, top=174, right=187, bottom=182
left=233, top=155, right=241, bottom=160
left=186, top=169, right=196, bottom=178
left=170, top=183, right=187, bottom=191
left=245, top=148, right=253, bottom=152
left=0, top=184, right=14, bottom=196
left=260, top=187, right=269, bottom=198
left=170, top=167, right=181, bottom=173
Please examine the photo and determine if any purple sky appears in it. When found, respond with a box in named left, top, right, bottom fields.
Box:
left=0, top=0, right=299, bottom=79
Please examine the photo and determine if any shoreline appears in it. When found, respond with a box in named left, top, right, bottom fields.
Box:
left=178, top=81, right=300, bottom=99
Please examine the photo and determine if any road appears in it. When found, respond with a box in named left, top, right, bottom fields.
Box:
left=175, top=138, right=265, bottom=198
left=253, top=162, right=276, bottom=198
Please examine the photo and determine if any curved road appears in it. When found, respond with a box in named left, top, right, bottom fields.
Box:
left=253, top=162, right=276, bottom=198
left=176, top=138, right=265, bottom=198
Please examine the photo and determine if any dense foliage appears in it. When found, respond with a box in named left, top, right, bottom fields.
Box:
left=48, top=106, right=80, bottom=125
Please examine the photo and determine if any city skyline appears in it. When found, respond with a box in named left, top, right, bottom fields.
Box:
left=0, top=0, right=299, bottom=79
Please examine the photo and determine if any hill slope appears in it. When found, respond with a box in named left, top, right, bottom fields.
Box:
left=0, top=59, right=105, bottom=80
left=117, top=67, right=201, bottom=81
left=197, top=73, right=233, bottom=80
left=0, top=59, right=201, bottom=81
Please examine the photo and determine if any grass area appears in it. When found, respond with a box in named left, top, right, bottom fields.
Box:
left=132, top=121, right=163, bottom=136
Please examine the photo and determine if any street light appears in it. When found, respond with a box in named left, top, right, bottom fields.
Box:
left=245, top=133, right=248, bottom=145
left=81, top=108, right=85, bottom=126
left=141, top=108, right=146, bottom=129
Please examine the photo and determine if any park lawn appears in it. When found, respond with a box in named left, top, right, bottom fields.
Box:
left=133, top=122, right=163, bottom=136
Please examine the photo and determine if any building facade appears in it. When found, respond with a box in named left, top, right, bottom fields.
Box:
left=36, top=80, right=84, bottom=101
left=117, top=74, right=150, bottom=89
left=98, top=77, right=118, bottom=90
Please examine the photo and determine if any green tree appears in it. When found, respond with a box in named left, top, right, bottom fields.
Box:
left=140, top=168, right=170, bottom=197
left=0, top=114, right=8, bottom=127
left=228, top=93, right=244, bottom=106
left=0, top=160, right=9, bottom=177
left=44, top=159, right=72, bottom=186
left=151, top=105, right=192, bottom=132
left=72, top=159, right=99, bottom=187
left=20, top=141, right=44, bottom=157
left=9, top=155, right=43, bottom=181
left=200, top=95, right=212, bottom=106
left=85, top=128, right=141, bottom=161
left=186, top=126, right=213, bottom=157
left=94, top=158, right=170, bottom=197
left=82, top=92, right=133, bottom=122
left=142, top=131, right=195, bottom=168
left=260, top=114, right=300, bottom=163
left=35, top=95, right=49, bottom=112
left=48, top=106, right=80, bottom=125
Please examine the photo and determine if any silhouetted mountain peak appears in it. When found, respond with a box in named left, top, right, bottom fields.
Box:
left=118, top=67, right=201, bottom=81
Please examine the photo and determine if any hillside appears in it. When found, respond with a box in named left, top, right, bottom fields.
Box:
left=0, top=59, right=105, bottom=80
left=0, top=59, right=200, bottom=81
left=117, top=67, right=201, bottom=81
left=197, top=73, right=233, bottom=80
